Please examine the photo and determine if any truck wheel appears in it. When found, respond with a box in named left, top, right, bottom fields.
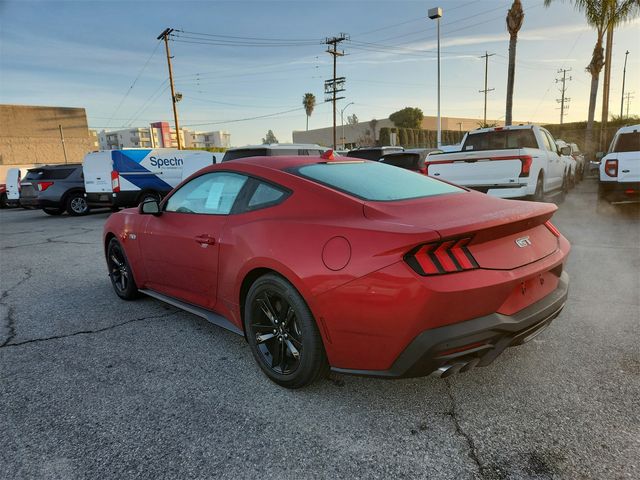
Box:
left=66, top=193, right=90, bottom=216
left=43, top=207, right=63, bottom=216
left=531, top=176, right=544, bottom=202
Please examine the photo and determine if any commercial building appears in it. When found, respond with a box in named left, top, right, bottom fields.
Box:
left=293, top=115, right=518, bottom=148
left=0, top=104, right=95, bottom=179
left=98, top=122, right=230, bottom=150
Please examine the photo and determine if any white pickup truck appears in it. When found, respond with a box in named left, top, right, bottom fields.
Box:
left=598, top=124, right=639, bottom=204
left=425, top=125, right=569, bottom=200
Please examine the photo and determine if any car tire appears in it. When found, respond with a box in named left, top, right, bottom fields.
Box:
left=106, top=238, right=139, bottom=300
left=531, top=175, right=544, bottom=202
left=66, top=192, right=90, bottom=216
left=43, top=207, right=63, bottom=215
left=244, top=273, right=329, bottom=388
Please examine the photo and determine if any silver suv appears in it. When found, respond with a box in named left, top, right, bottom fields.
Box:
left=19, top=164, right=90, bottom=216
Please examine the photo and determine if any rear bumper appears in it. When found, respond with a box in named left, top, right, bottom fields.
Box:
left=332, top=271, right=569, bottom=378
left=598, top=181, right=640, bottom=204
left=86, top=191, right=140, bottom=208
left=19, top=197, right=60, bottom=209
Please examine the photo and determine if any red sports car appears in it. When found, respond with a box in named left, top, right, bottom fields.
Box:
left=103, top=154, right=570, bottom=388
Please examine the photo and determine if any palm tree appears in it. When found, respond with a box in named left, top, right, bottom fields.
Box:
left=505, top=0, right=525, bottom=126
left=303, top=93, right=316, bottom=131
left=544, top=1, right=639, bottom=151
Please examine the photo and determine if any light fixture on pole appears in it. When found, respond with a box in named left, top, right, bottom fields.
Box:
left=428, top=6, right=443, bottom=148
left=340, top=102, right=354, bottom=150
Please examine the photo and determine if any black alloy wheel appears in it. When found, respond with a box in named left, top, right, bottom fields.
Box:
left=107, top=238, right=139, bottom=300
left=245, top=274, right=328, bottom=388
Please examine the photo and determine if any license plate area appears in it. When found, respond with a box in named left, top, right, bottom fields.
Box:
left=497, top=270, right=559, bottom=315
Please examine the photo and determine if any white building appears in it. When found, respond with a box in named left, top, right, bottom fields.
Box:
left=98, top=122, right=230, bottom=150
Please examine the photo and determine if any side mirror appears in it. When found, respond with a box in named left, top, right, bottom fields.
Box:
left=560, top=146, right=572, bottom=156
left=139, top=199, right=161, bottom=216
left=595, top=151, right=604, bottom=160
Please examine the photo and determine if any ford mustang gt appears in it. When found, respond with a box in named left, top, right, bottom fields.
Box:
left=103, top=153, right=570, bottom=388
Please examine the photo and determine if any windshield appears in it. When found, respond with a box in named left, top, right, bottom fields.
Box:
left=612, top=132, right=640, bottom=153
left=291, top=161, right=464, bottom=201
left=463, top=129, right=538, bottom=151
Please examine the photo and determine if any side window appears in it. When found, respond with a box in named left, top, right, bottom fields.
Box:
left=540, top=130, right=553, bottom=152
left=247, top=182, right=287, bottom=210
left=166, top=172, right=247, bottom=215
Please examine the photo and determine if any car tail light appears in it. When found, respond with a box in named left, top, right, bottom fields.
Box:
left=111, top=171, right=120, bottom=193
left=544, top=220, right=560, bottom=237
left=604, top=159, right=618, bottom=177
left=36, top=181, right=54, bottom=191
left=405, top=237, right=478, bottom=276
left=518, top=155, right=533, bottom=177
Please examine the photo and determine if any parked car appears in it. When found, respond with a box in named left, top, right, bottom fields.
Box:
left=346, top=146, right=404, bottom=161
left=380, top=148, right=442, bottom=174
left=0, top=184, right=7, bottom=208
left=426, top=125, right=569, bottom=201
left=222, top=144, right=324, bottom=162
left=103, top=154, right=570, bottom=388
left=598, top=124, right=640, bottom=204
left=19, top=164, right=90, bottom=216
left=83, top=149, right=216, bottom=209
left=555, top=140, right=577, bottom=189
left=569, top=142, right=586, bottom=181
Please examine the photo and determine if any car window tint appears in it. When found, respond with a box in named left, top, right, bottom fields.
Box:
left=25, top=168, right=75, bottom=180
left=166, top=172, right=247, bottom=214
left=222, top=149, right=267, bottom=162
left=462, top=130, right=538, bottom=151
left=293, top=161, right=463, bottom=201
left=612, top=132, right=640, bottom=153
left=248, top=183, right=286, bottom=209
left=347, top=150, right=383, bottom=161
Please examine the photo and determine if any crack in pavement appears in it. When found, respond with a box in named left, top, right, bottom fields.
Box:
left=2, top=231, right=98, bottom=250
left=0, top=310, right=179, bottom=349
left=0, top=268, right=33, bottom=347
left=444, top=378, right=488, bottom=479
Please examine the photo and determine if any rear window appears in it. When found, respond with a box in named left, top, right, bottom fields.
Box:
left=292, top=161, right=463, bottom=201
left=24, top=168, right=75, bottom=180
left=222, top=149, right=268, bottom=162
left=612, top=132, right=640, bottom=153
left=347, top=150, right=384, bottom=161
left=463, top=129, right=538, bottom=151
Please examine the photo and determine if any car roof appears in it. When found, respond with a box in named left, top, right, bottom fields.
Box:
left=29, top=163, right=81, bottom=169
left=206, top=154, right=354, bottom=173
left=226, top=143, right=324, bottom=151
left=615, top=124, right=640, bottom=135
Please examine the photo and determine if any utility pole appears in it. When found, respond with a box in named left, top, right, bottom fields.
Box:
left=58, top=125, right=68, bottom=164
left=624, top=92, right=634, bottom=118
left=428, top=7, right=443, bottom=147
left=478, top=51, right=495, bottom=126
left=157, top=28, right=182, bottom=149
left=620, top=50, right=630, bottom=118
left=325, top=34, right=348, bottom=150
left=555, top=68, right=572, bottom=125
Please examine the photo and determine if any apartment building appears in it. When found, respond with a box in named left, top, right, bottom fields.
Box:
left=98, top=122, right=230, bottom=150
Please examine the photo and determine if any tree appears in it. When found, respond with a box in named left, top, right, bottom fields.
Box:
left=262, top=130, right=278, bottom=144
left=505, top=0, right=524, bottom=126
left=302, top=93, right=316, bottom=131
left=389, top=107, right=424, bottom=129
left=544, top=1, right=639, bottom=151
left=346, top=113, right=359, bottom=125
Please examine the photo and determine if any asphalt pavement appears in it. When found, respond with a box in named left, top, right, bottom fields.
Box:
left=1, top=179, right=638, bottom=479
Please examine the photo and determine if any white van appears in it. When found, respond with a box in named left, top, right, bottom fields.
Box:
left=5, top=167, right=30, bottom=205
left=83, top=149, right=216, bottom=208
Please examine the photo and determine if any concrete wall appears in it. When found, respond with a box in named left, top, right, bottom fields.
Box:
left=0, top=104, right=94, bottom=180
left=293, top=115, right=520, bottom=148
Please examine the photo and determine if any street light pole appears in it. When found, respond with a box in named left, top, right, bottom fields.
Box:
left=428, top=7, right=443, bottom=148
left=620, top=50, right=629, bottom=118
left=340, top=102, right=354, bottom=150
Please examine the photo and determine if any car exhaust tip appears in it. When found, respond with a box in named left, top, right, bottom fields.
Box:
left=434, top=362, right=467, bottom=378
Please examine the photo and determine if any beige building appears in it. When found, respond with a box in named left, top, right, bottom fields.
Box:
left=293, top=115, right=518, bottom=148
left=0, top=104, right=95, bottom=179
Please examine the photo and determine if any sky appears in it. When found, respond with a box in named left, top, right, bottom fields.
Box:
left=1, top=0, right=639, bottom=146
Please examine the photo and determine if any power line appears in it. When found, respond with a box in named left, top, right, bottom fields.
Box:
left=105, top=40, right=162, bottom=128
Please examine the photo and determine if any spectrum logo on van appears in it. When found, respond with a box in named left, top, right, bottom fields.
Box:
left=149, top=156, right=184, bottom=167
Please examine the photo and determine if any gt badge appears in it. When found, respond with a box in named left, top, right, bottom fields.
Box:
left=515, top=236, right=532, bottom=248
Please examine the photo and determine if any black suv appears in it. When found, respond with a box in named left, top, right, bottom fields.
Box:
left=20, top=164, right=90, bottom=216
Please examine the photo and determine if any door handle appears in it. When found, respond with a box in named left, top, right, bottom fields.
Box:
left=195, top=234, right=216, bottom=245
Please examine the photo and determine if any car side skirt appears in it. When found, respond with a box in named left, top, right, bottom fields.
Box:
left=140, top=289, right=243, bottom=336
